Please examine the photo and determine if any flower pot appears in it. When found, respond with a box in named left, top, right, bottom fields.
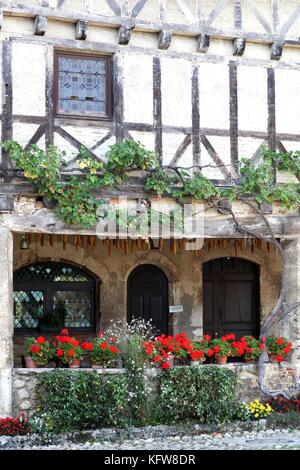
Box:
left=190, top=357, right=206, bottom=366
left=244, top=358, right=255, bottom=364
left=91, top=361, right=104, bottom=369
left=215, top=355, right=228, bottom=365
left=69, top=359, right=80, bottom=368
left=25, top=356, right=36, bottom=368
left=165, top=354, right=174, bottom=367
left=190, top=360, right=200, bottom=366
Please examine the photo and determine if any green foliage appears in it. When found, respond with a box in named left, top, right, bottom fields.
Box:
left=106, top=139, right=159, bottom=172
left=34, top=370, right=129, bottom=432
left=151, top=366, right=238, bottom=425
left=2, top=140, right=300, bottom=228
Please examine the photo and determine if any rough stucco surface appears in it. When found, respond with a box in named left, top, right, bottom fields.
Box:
left=12, top=231, right=283, bottom=366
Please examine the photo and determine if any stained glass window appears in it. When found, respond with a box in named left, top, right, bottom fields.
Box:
left=13, top=263, right=95, bottom=331
left=55, top=53, right=111, bottom=118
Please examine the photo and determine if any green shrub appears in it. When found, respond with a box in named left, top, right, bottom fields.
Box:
left=34, top=370, right=129, bottom=432
left=152, top=366, right=238, bottom=425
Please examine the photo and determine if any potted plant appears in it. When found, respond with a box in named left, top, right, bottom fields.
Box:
left=53, top=329, right=82, bottom=368
left=211, top=336, right=234, bottom=364
left=24, top=336, right=53, bottom=368
left=239, top=336, right=265, bottom=363
left=232, top=335, right=265, bottom=363
left=266, top=335, right=292, bottom=363
left=90, top=334, right=119, bottom=368
left=189, top=335, right=210, bottom=365
left=173, top=332, right=193, bottom=365
left=150, top=334, right=180, bottom=368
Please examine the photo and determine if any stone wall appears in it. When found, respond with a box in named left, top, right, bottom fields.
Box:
left=12, top=362, right=300, bottom=417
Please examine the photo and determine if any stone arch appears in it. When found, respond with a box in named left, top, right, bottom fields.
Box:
left=13, top=245, right=111, bottom=331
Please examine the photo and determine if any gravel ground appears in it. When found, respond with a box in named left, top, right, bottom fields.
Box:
left=1, top=428, right=300, bottom=450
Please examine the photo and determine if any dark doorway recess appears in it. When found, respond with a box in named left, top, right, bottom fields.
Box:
left=203, top=257, right=260, bottom=340
left=127, top=264, right=169, bottom=335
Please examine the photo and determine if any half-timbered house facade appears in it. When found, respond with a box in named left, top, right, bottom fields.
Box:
left=0, top=0, right=300, bottom=416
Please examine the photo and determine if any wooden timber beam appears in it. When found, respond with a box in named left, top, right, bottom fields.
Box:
left=2, top=210, right=300, bottom=238
left=0, top=2, right=292, bottom=49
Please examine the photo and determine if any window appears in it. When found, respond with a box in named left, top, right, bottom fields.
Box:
left=13, top=262, right=96, bottom=332
left=54, top=52, right=112, bottom=119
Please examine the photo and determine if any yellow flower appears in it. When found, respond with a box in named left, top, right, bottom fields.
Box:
left=78, top=161, right=87, bottom=169
left=24, top=171, right=38, bottom=179
left=90, top=168, right=97, bottom=174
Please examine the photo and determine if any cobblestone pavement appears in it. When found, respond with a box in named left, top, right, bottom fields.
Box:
left=2, top=429, right=300, bottom=450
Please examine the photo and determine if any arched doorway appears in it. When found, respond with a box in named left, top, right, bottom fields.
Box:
left=127, top=264, right=169, bottom=335
left=203, top=257, right=260, bottom=339
left=13, top=261, right=97, bottom=333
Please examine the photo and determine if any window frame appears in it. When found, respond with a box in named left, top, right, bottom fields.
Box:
left=13, top=262, right=97, bottom=335
left=54, top=50, right=113, bottom=121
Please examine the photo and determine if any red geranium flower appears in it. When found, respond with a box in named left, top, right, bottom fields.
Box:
left=203, top=334, right=211, bottom=342
left=161, top=362, right=170, bottom=369
left=154, top=355, right=161, bottom=363
left=276, top=354, right=284, bottom=362
left=30, top=345, right=40, bottom=353
left=110, top=346, right=119, bottom=354
left=60, top=328, right=69, bottom=335
left=213, top=345, right=220, bottom=353
left=277, top=338, right=284, bottom=345
left=100, top=342, right=108, bottom=350
left=57, top=348, right=64, bottom=357
left=71, top=340, right=79, bottom=347
left=259, top=343, right=265, bottom=350
left=68, top=349, right=75, bottom=357
left=260, top=337, right=266, bottom=343
left=37, top=336, right=45, bottom=345
left=207, top=349, right=214, bottom=357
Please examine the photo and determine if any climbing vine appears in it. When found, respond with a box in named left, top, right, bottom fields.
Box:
left=1, top=139, right=300, bottom=228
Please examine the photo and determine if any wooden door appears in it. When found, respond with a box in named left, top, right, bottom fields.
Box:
left=203, top=257, right=259, bottom=339
left=127, top=264, right=169, bottom=335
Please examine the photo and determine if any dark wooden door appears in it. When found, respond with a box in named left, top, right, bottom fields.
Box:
left=203, top=257, right=259, bottom=339
left=127, top=264, right=169, bottom=335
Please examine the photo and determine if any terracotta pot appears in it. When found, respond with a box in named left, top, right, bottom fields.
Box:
left=69, top=359, right=81, bottom=368
left=25, top=356, right=36, bottom=368
left=215, top=355, right=228, bottom=365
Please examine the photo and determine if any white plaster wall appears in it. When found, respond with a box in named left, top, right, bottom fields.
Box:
left=12, top=42, right=46, bottom=116
left=123, top=53, right=153, bottom=124
left=276, top=68, right=300, bottom=134
left=238, top=65, right=268, bottom=132
left=161, top=57, right=192, bottom=128
left=162, top=133, right=190, bottom=166
left=238, top=137, right=265, bottom=162
left=199, top=62, right=229, bottom=130
left=13, top=123, right=40, bottom=148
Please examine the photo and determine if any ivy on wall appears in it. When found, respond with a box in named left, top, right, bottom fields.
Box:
left=2, top=140, right=300, bottom=228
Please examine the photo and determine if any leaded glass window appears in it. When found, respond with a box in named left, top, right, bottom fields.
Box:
left=13, top=262, right=96, bottom=332
left=55, top=52, right=112, bottom=119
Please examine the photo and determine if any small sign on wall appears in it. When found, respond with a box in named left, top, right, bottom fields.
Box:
left=169, top=305, right=183, bottom=313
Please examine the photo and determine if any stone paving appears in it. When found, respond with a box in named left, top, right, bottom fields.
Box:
left=1, top=429, right=300, bottom=450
